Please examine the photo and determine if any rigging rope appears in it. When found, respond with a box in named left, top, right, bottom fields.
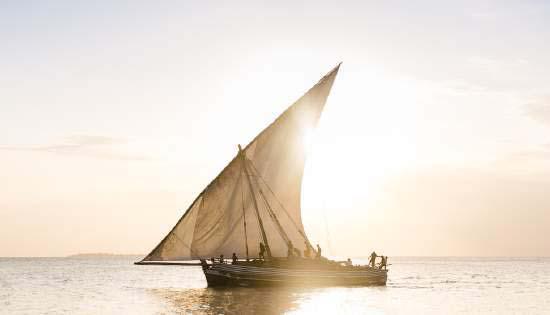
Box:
left=253, top=173, right=292, bottom=246
left=247, top=158, right=314, bottom=250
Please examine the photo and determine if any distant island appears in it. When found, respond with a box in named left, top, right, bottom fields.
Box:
left=67, top=253, right=143, bottom=258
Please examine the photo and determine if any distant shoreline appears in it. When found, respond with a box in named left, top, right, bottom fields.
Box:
left=67, top=253, right=144, bottom=258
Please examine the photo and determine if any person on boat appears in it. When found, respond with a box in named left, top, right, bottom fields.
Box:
left=259, top=242, right=266, bottom=260
left=287, top=241, right=294, bottom=258
left=219, top=254, right=225, bottom=264
left=379, top=256, right=388, bottom=270
left=316, top=244, right=322, bottom=259
left=210, top=257, right=215, bottom=264
left=369, top=251, right=377, bottom=268
left=232, top=253, right=238, bottom=264
left=346, top=258, right=352, bottom=266
left=303, top=242, right=311, bottom=258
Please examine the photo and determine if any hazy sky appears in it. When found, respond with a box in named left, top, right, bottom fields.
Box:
left=1, top=0, right=549, bottom=257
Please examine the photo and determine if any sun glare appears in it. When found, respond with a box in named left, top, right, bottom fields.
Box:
left=302, top=127, right=315, bottom=156
left=300, top=72, right=424, bottom=256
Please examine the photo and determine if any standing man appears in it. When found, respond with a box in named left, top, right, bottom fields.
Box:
left=379, top=256, right=387, bottom=270
left=259, top=242, right=266, bottom=260
left=304, top=241, right=311, bottom=258
left=369, top=251, right=377, bottom=268
left=287, top=241, right=294, bottom=258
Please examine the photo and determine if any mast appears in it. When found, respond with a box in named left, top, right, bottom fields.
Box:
left=240, top=171, right=250, bottom=260
left=238, top=144, right=272, bottom=259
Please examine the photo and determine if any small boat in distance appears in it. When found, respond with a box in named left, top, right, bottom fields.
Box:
left=136, top=63, right=388, bottom=286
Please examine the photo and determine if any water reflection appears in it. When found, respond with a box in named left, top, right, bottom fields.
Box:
left=155, top=286, right=387, bottom=314
left=156, top=287, right=302, bottom=314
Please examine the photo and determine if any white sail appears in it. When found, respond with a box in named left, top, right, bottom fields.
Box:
left=141, top=64, right=340, bottom=261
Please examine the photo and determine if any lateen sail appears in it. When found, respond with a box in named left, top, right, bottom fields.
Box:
left=141, top=64, right=340, bottom=261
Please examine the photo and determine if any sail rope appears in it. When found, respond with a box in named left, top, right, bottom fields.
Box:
left=253, top=173, right=293, bottom=246
left=206, top=170, right=260, bottom=257
left=168, top=231, right=197, bottom=258
left=246, top=157, right=314, bottom=250
left=157, top=196, right=204, bottom=260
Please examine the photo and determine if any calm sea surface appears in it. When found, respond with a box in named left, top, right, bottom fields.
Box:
left=1, top=257, right=549, bottom=314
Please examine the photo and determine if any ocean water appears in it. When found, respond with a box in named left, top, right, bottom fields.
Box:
left=1, top=257, right=549, bottom=314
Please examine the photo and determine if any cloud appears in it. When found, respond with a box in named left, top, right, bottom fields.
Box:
left=511, top=147, right=550, bottom=160
left=524, top=97, right=550, bottom=126
left=0, top=135, right=149, bottom=161
left=493, top=144, right=550, bottom=173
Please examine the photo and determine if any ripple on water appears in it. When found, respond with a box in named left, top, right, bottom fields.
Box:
left=1, top=257, right=550, bottom=314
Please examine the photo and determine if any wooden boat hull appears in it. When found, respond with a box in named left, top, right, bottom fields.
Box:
left=202, top=263, right=387, bottom=287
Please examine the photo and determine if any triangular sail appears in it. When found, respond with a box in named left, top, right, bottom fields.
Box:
left=141, top=64, right=340, bottom=261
